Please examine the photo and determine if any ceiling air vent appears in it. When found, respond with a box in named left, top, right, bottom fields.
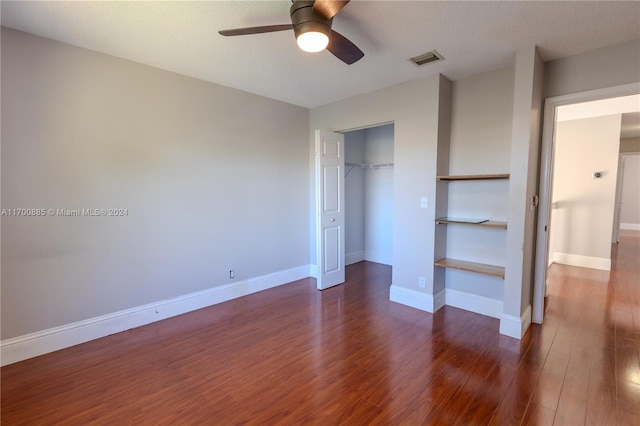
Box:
left=410, top=50, right=444, bottom=66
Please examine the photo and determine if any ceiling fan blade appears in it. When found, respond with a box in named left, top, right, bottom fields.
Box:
left=327, top=30, right=364, bottom=65
left=218, top=24, right=293, bottom=37
left=313, top=0, right=350, bottom=20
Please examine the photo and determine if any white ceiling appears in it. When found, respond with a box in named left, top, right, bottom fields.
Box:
left=557, top=95, right=640, bottom=121
left=1, top=1, right=639, bottom=109
left=557, top=95, right=640, bottom=138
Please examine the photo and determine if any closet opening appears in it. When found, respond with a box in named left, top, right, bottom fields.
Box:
left=343, top=123, right=394, bottom=268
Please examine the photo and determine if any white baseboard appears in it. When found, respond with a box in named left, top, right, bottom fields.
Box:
left=445, top=289, right=503, bottom=319
left=345, top=251, right=365, bottom=266
left=390, top=285, right=500, bottom=318
left=500, top=305, right=532, bottom=339
left=620, top=223, right=640, bottom=231
left=1, top=265, right=312, bottom=366
left=309, top=264, right=320, bottom=279
left=389, top=285, right=444, bottom=313
left=553, top=252, right=611, bottom=271
left=364, top=250, right=392, bottom=266
left=433, top=288, right=446, bottom=311
left=390, top=285, right=529, bottom=340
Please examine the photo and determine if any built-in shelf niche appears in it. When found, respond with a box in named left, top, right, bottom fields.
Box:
left=434, top=172, right=509, bottom=280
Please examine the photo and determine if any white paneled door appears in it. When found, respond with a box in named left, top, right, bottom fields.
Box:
left=315, top=130, right=345, bottom=290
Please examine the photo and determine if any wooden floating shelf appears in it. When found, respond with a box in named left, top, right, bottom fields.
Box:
left=434, top=258, right=505, bottom=279
left=437, top=173, right=510, bottom=181
left=435, top=218, right=507, bottom=229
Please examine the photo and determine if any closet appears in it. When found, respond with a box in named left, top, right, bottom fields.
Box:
left=344, top=124, right=394, bottom=266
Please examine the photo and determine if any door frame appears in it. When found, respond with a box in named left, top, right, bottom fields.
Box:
left=612, top=153, right=626, bottom=243
left=532, top=82, right=640, bottom=324
left=614, top=151, right=640, bottom=240
left=314, top=122, right=395, bottom=290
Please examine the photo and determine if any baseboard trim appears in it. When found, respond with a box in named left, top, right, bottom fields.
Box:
left=445, top=289, right=503, bottom=319
left=1, top=265, right=312, bottom=366
left=345, top=251, right=365, bottom=266
left=500, top=304, right=532, bottom=339
left=389, top=285, right=444, bottom=313
left=390, top=286, right=530, bottom=340
left=309, top=264, right=320, bottom=279
left=553, top=252, right=610, bottom=271
left=620, top=223, right=640, bottom=231
left=363, top=250, right=392, bottom=266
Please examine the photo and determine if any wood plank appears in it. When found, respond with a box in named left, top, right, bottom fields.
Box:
left=2, top=230, right=639, bottom=424
left=437, top=173, right=510, bottom=180
left=435, top=217, right=489, bottom=224
left=436, top=218, right=508, bottom=229
left=521, top=403, right=556, bottom=426
left=434, top=258, right=505, bottom=278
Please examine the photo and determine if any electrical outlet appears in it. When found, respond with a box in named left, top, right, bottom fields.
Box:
left=419, top=277, right=426, bottom=288
left=229, top=270, right=235, bottom=279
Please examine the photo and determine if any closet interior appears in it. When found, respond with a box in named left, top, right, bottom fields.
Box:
left=344, top=124, right=394, bottom=267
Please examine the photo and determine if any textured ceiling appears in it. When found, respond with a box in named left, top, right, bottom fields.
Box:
left=1, top=1, right=639, bottom=108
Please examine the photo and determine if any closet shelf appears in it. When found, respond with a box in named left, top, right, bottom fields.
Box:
left=434, top=258, right=505, bottom=279
left=346, top=162, right=394, bottom=169
left=437, top=173, right=509, bottom=181
left=435, top=218, right=507, bottom=229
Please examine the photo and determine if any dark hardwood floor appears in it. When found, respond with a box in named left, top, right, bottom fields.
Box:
left=2, top=231, right=639, bottom=425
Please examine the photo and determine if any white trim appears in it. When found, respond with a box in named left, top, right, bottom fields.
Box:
left=389, top=285, right=444, bottom=313
left=621, top=223, right=640, bottom=231
left=1, top=265, right=312, bottom=366
left=444, top=289, right=503, bottom=319
left=390, top=287, right=531, bottom=339
left=364, top=250, right=392, bottom=266
left=433, top=288, right=446, bottom=311
left=533, top=82, right=640, bottom=325
left=309, top=264, right=320, bottom=279
left=615, top=152, right=640, bottom=239
left=552, top=252, right=611, bottom=271
left=500, top=305, right=532, bottom=339
left=345, top=251, right=365, bottom=266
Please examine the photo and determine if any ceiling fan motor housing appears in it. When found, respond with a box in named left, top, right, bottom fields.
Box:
left=291, top=0, right=333, bottom=41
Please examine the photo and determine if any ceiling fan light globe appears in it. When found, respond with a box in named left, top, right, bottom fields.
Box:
left=297, top=31, right=329, bottom=52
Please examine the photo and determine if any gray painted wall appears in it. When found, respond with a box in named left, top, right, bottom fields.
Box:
left=619, top=154, right=640, bottom=227
left=620, top=137, right=640, bottom=153
left=544, top=39, right=640, bottom=98
left=310, top=75, right=449, bottom=298
left=344, top=124, right=394, bottom=266
left=445, top=67, right=514, bottom=300
left=363, top=125, right=394, bottom=265
left=504, top=46, right=544, bottom=323
left=3, top=26, right=638, bottom=345
left=344, top=130, right=366, bottom=263
left=550, top=115, right=622, bottom=264
left=1, top=28, right=310, bottom=339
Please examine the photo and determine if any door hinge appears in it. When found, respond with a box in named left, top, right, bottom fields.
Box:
left=530, top=194, right=539, bottom=211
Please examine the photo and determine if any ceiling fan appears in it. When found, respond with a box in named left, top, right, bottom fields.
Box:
left=218, top=0, right=364, bottom=65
